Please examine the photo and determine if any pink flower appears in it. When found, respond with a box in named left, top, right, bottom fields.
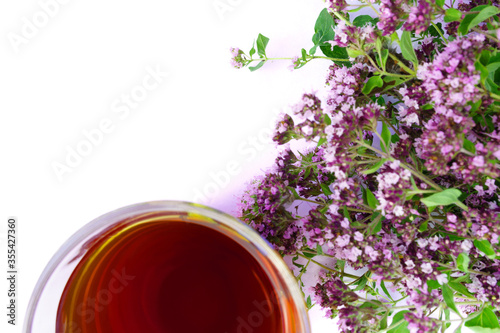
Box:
left=421, top=263, right=433, bottom=274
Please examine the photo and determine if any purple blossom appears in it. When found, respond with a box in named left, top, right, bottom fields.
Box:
left=377, top=0, right=407, bottom=36
left=230, top=47, right=246, bottom=68
left=404, top=0, right=433, bottom=34
left=417, top=35, right=486, bottom=109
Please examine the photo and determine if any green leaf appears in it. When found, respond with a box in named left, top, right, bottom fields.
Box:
left=317, top=137, right=327, bottom=147
left=353, top=15, right=374, bottom=27
left=374, top=35, right=381, bottom=55
left=465, top=307, right=500, bottom=329
left=249, top=60, right=265, bottom=72
left=320, top=183, right=332, bottom=196
left=365, top=188, right=379, bottom=209
left=468, top=6, right=500, bottom=32
left=427, top=279, right=440, bottom=291
left=442, top=284, right=460, bottom=315
left=362, top=75, right=384, bottom=94
left=288, top=186, right=301, bottom=200
left=388, top=311, right=410, bottom=333
left=420, top=189, right=463, bottom=207
left=466, top=327, right=500, bottom=333
left=449, top=281, right=474, bottom=298
left=362, top=159, right=386, bottom=175
left=306, top=295, right=313, bottom=309
left=309, top=45, right=317, bottom=55
left=249, top=42, right=256, bottom=57
left=436, top=0, right=445, bottom=7
left=453, top=273, right=470, bottom=284
left=320, top=45, right=350, bottom=65
left=323, top=113, right=332, bottom=125
left=301, top=251, right=316, bottom=259
left=380, top=280, right=394, bottom=301
left=381, top=122, right=391, bottom=152
left=336, top=259, right=345, bottom=271
left=313, top=9, right=335, bottom=45
left=445, top=308, right=452, bottom=328
left=457, top=253, right=471, bottom=272
left=353, top=275, right=368, bottom=291
left=474, top=239, right=497, bottom=259
left=476, top=61, right=489, bottom=85
left=316, top=243, right=324, bottom=255
left=486, top=78, right=500, bottom=96
left=371, top=217, right=382, bottom=234
left=380, top=314, right=388, bottom=330
left=400, top=31, right=418, bottom=67
left=256, top=33, right=269, bottom=57
left=463, top=139, right=476, bottom=154
left=427, top=22, right=445, bottom=38
left=391, top=133, right=400, bottom=144
left=380, top=49, right=389, bottom=71
left=343, top=206, right=352, bottom=222
left=419, top=220, right=429, bottom=232
left=480, top=49, right=491, bottom=66
left=459, top=5, right=500, bottom=35
left=347, top=47, right=364, bottom=58
left=301, top=48, right=307, bottom=61
left=444, top=8, right=462, bottom=22
left=487, top=62, right=500, bottom=76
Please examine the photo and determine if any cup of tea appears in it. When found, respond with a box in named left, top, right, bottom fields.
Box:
left=24, top=201, right=311, bottom=332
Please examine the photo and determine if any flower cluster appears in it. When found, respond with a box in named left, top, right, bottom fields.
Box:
left=417, top=35, right=485, bottom=109
left=230, top=47, right=247, bottom=69
left=325, top=0, right=348, bottom=12
left=377, top=0, right=407, bottom=35
left=234, top=1, right=500, bottom=332
left=329, top=20, right=378, bottom=49
left=404, top=0, right=433, bottom=34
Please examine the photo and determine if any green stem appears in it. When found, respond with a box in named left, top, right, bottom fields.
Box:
left=297, top=198, right=321, bottom=204
left=247, top=55, right=349, bottom=64
left=472, top=27, right=500, bottom=44
left=297, top=258, right=311, bottom=281
left=373, top=131, right=390, bottom=156
left=379, top=319, right=406, bottom=333
left=355, top=140, right=443, bottom=191
left=406, top=190, right=439, bottom=195
left=380, top=115, right=400, bottom=136
left=297, top=253, right=360, bottom=279
left=348, top=207, right=373, bottom=214
left=311, top=55, right=349, bottom=62
left=399, top=163, right=443, bottom=192
left=379, top=77, right=414, bottom=95
left=363, top=0, right=380, bottom=16
left=332, top=11, right=352, bottom=26
left=387, top=53, right=416, bottom=75
left=301, top=249, right=335, bottom=258
left=382, top=72, right=414, bottom=78
left=431, top=22, right=448, bottom=45
left=455, top=200, right=470, bottom=212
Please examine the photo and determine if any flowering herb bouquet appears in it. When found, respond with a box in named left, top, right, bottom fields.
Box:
left=231, top=1, right=500, bottom=332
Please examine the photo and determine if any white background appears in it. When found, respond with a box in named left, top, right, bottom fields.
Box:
left=0, top=0, right=341, bottom=331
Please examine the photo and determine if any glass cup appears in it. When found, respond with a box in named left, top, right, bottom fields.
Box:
left=24, top=201, right=311, bottom=333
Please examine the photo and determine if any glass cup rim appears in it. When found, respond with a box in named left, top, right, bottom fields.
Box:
left=24, top=200, right=311, bottom=332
